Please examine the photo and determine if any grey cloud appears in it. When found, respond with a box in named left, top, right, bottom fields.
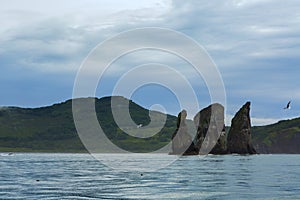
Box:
left=1, top=0, right=300, bottom=124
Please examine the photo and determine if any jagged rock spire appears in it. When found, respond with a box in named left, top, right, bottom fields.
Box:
left=227, top=102, right=257, bottom=154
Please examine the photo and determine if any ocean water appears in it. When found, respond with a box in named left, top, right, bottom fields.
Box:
left=0, top=153, right=300, bottom=200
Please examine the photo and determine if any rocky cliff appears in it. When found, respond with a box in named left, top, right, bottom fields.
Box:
left=252, top=117, right=300, bottom=154
left=227, top=102, right=257, bottom=154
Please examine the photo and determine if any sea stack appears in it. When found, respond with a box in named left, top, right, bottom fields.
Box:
left=171, top=110, right=194, bottom=155
left=227, top=102, right=257, bottom=154
left=193, top=103, right=227, bottom=155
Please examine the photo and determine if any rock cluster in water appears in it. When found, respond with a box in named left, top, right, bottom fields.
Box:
left=171, top=102, right=257, bottom=155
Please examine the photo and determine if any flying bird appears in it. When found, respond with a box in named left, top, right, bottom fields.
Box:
left=284, top=101, right=291, bottom=109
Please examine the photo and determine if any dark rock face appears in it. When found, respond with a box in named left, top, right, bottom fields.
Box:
left=193, top=103, right=227, bottom=155
left=210, top=125, right=227, bottom=154
left=227, top=102, right=257, bottom=154
left=171, top=110, right=194, bottom=155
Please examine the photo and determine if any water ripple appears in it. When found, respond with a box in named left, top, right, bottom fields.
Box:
left=1, top=154, right=300, bottom=199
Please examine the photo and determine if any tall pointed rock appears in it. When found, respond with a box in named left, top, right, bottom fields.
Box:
left=227, top=102, right=257, bottom=154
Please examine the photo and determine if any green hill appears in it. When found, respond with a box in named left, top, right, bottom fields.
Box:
left=0, top=96, right=177, bottom=153
left=252, top=118, right=300, bottom=153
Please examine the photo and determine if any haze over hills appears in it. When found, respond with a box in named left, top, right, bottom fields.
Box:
left=0, top=96, right=300, bottom=153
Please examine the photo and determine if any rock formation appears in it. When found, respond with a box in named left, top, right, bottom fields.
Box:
left=170, top=110, right=195, bottom=155
left=193, top=103, right=227, bottom=155
left=171, top=102, right=258, bottom=155
left=227, top=102, right=257, bottom=154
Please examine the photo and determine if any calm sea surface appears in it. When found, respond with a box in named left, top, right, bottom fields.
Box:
left=0, top=153, right=300, bottom=199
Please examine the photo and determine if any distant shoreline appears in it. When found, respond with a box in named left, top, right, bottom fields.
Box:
left=1, top=97, right=300, bottom=154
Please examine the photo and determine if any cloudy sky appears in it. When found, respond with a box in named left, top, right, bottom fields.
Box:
left=1, top=0, right=300, bottom=125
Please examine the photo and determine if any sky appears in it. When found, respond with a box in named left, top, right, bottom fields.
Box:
left=1, top=0, right=300, bottom=125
